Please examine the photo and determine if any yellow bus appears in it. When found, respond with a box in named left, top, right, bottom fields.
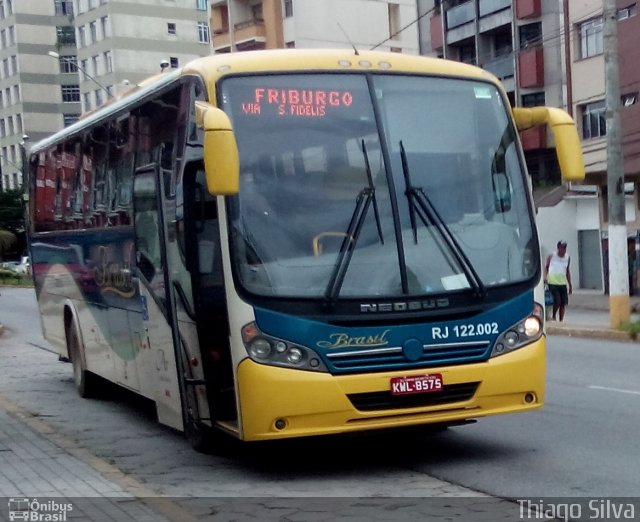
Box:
left=27, top=49, right=584, bottom=449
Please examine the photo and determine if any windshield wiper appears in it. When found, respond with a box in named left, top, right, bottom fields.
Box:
left=399, top=141, right=486, bottom=298
left=324, top=140, right=384, bottom=303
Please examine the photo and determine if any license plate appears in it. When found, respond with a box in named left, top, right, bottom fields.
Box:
left=390, top=373, right=443, bottom=396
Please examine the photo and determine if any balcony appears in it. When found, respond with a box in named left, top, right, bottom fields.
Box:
left=430, top=14, right=443, bottom=50
left=515, top=0, right=541, bottom=19
left=482, top=53, right=514, bottom=80
left=517, top=47, right=544, bottom=88
left=479, top=0, right=511, bottom=18
left=213, top=18, right=267, bottom=52
left=520, top=126, right=547, bottom=150
left=446, top=1, right=475, bottom=29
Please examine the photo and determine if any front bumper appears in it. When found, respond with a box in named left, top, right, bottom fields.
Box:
left=237, top=336, right=545, bottom=441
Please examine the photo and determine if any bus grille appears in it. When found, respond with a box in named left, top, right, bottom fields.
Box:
left=325, top=341, right=491, bottom=374
left=347, top=382, right=480, bottom=412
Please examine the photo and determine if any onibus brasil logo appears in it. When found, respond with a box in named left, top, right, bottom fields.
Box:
left=7, top=498, right=73, bottom=521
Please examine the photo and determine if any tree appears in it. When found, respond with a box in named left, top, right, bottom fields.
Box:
left=0, top=189, right=25, bottom=233
left=0, top=229, right=17, bottom=260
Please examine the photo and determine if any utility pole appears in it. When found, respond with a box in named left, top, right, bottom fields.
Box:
left=603, top=0, right=630, bottom=327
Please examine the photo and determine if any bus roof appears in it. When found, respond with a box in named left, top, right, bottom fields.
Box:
left=29, top=49, right=498, bottom=155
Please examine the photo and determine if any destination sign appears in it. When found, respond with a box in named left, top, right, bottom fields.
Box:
left=240, top=87, right=354, bottom=118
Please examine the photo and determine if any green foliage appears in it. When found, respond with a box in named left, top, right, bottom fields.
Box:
left=0, top=267, right=30, bottom=286
left=0, top=229, right=17, bottom=260
left=619, top=320, right=640, bottom=340
left=0, top=189, right=25, bottom=233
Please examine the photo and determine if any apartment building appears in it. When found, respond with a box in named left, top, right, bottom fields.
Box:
left=211, top=0, right=419, bottom=54
left=418, top=0, right=640, bottom=292
left=560, top=0, right=640, bottom=292
left=0, top=0, right=211, bottom=191
left=0, top=0, right=80, bottom=190
left=419, top=0, right=565, bottom=188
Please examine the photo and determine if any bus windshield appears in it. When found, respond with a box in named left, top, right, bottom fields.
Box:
left=220, top=73, right=536, bottom=299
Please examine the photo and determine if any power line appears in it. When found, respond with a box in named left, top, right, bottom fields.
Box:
left=370, top=5, right=436, bottom=50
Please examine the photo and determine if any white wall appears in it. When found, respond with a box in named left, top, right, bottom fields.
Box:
left=287, top=0, right=419, bottom=53
left=537, top=198, right=581, bottom=286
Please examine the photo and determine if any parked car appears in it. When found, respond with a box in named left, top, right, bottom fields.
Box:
left=0, top=260, right=29, bottom=274
left=1, top=261, right=20, bottom=271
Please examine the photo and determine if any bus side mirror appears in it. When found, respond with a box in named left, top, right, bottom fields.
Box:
left=196, top=102, right=239, bottom=195
left=512, top=107, right=585, bottom=182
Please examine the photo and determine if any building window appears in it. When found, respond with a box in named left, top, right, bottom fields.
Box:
left=95, top=89, right=103, bottom=107
left=54, top=0, right=74, bottom=16
left=92, top=55, right=99, bottom=76
left=519, top=22, right=542, bottom=49
left=168, top=22, right=177, bottom=35
left=198, top=21, right=209, bottom=43
left=80, top=59, right=89, bottom=80
left=618, top=4, right=637, bottom=20
left=9, top=54, right=16, bottom=75
left=1, top=29, right=5, bottom=48
left=83, top=92, right=91, bottom=111
left=170, top=56, right=179, bottom=68
left=12, top=83, right=18, bottom=103
left=622, top=92, right=638, bottom=107
left=8, top=25, right=14, bottom=45
left=103, top=50, right=112, bottom=73
left=57, top=26, right=76, bottom=45
left=78, top=25, right=86, bottom=47
left=581, top=100, right=606, bottom=140
left=388, top=3, right=400, bottom=39
left=579, top=18, right=603, bottom=58
left=0, top=1, right=4, bottom=19
left=62, top=114, right=80, bottom=127
left=251, top=3, right=263, bottom=20
left=284, top=0, right=293, bottom=18
left=100, top=16, right=110, bottom=38
left=521, top=92, right=546, bottom=107
left=89, top=21, right=97, bottom=43
left=459, top=44, right=476, bottom=65
left=196, top=0, right=207, bottom=10
left=2, top=58, right=9, bottom=78
left=61, top=85, right=81, bottom=102
left=59, top=55, right=77, bottom=73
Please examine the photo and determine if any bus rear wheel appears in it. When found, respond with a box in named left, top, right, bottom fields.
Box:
left=66, top=321, right=97, bottom=398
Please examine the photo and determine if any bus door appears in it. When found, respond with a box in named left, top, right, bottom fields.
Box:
left=132, top=165, right=183, bottom=431
left=181, top=163, right=236, bottom=425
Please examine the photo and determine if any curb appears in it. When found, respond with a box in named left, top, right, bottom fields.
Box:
left=546, top=324, right=636, bottom=342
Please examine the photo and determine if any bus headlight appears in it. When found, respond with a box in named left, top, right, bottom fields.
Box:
left=241, top=322, right=328, bottom=372
left=490, top=312, right=542, bottom=357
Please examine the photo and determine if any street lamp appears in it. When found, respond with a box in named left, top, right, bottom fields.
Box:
left=48, top=50, right=112, bottom=99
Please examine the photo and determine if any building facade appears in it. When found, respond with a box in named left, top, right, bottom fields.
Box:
left=0, top=0, right=211, bottom=191
left=418, top=0, right=640, bottom=292
left=211, top=0, right=419, bottom=54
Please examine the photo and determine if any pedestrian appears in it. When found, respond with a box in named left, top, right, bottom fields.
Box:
left=544, top=240, right=572, bottom=321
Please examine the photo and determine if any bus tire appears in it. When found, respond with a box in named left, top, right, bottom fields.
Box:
left=66, top=321, right=97, bottom=399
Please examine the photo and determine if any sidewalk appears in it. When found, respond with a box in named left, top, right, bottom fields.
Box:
left=545, top=289, right=640, bottom=342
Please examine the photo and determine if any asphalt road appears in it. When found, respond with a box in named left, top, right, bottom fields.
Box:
left=1, top=286, right=639, bottom=503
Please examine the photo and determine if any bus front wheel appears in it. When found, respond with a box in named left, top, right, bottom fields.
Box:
left=66, top=321, right=97, bottom=398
